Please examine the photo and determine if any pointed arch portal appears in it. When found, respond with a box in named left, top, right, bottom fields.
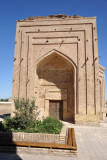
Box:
left=36, top=50, right=76, bottom=123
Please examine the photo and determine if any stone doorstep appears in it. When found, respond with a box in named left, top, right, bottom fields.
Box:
left=75, top=121, right=100, bottom=126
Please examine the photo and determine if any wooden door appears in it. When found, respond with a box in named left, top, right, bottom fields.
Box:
left=49, top=101, right=63, bottom=120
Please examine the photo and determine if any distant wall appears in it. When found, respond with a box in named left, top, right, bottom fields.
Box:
left=0, top=102, right=11, bottom=121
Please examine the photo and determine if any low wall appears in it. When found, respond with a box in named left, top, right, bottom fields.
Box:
left=0, top=125, right=67, bottom=144
left=0, top=128, right=77, bottom=151
left=0, top=132, right=61, bottom=144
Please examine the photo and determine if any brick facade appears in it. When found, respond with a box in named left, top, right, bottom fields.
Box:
left=12, top=15, right=106, bottom=123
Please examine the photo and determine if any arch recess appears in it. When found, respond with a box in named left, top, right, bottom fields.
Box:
left=35, top=49, right=77, bottom=123
left=35, top=49, right=77, bottom=70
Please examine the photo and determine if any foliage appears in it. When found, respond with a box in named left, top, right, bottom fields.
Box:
left=0, top=98, right=9, bottom=102
left=13, top=98, right=39, bottom=130
left=0, top=98, right=63, bottom=134
left=3, top=98, right=39, bottom=132
left=35, top=117, right=63, bottom=134
left=3, top=116, right=16, bottom=132
left=2, top=117, right=63, bottom=134
left=42, top=117, right=63, bottom=134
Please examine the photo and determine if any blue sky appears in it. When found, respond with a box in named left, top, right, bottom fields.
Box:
left=0, top=0, right=107, bottom=99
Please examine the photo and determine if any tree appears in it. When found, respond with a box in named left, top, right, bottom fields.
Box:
left=4, top=98, right=39, bottom=131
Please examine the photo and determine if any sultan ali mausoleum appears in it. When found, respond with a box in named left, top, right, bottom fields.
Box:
left=12, top=14, right=106, bottom=124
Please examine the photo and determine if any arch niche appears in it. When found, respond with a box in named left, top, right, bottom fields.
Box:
left=36, top=50, right=76, bottom=123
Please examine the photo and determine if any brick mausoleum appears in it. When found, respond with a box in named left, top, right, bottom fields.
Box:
left=12, top=14, right=106, bottom=124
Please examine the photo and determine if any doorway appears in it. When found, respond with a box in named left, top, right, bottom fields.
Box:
left=49, top=100, right=63, bottom=120
left=37, top=53, right=75, bottom=122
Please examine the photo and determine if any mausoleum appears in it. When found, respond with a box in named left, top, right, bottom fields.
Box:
left=12, top=14, right=106, bottom=124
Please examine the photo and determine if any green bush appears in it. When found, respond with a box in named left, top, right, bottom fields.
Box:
left=13, top=98, right=39, bottom=130
left=35, top=117, right=63, bottom=134
left=42, top=117, right=63, bottom=134
left=2, top=98, right=39, bottom=132
left=3, top=116, right=16, bottom=131
left=35, top=120, right=45, bottom=133
left=0, top=98, right=63, bottom=134
left=3, top=117, right=63, bottom=134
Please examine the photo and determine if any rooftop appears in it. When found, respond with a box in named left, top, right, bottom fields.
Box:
left=17, top=14, right=96, bottom=22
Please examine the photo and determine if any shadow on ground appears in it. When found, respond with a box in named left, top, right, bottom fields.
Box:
left=0, top=132, right=22, bottom=160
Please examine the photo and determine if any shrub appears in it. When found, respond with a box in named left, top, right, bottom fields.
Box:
left=13, top=98, right=39, bottom=130
left=2, top=98, right=39, bottom=132
left=36, top=117, right=63, bottom=134
left=1, top=98, right=63, bottom=134
left=23, top=117, right=63, bottom=134
left=3, top=116, right=16, bottom=131
left=3, top=116, right=63, bottom=134
left=35, top=120, right=45, bottom=133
